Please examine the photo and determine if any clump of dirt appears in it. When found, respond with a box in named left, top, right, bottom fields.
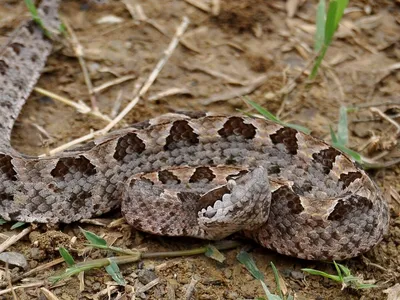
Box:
left=216, top=0, right=272, bottom=33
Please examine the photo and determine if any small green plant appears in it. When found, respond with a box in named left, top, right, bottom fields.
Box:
left=237, top=250, right=294, bottom=300
left=302, top=261, right=377, bottom=290
left=50, top=228, right=135, bottom=285
left=50, top=228, right=241, bottom=285
left=310, top=0, right=349, bottom=79
left=244, top=99, right=310, bottom=134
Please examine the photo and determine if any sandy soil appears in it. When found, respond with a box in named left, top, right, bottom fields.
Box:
left=0, top=0, right=399, bottom=299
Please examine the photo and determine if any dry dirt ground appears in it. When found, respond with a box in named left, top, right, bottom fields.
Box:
left=1, top=0, right=400, bottom=299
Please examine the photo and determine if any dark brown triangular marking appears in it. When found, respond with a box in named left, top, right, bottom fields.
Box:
left=190, top=167, right=216, bottom=183
left=165, top=120, right=199, bottom=150
left=312, top=147, right=341, bottom=174
left=159, top=170, right=181, bottom=184
left=218, top=117, right=256, bottom=139
left=51, top=156, right=97, bottom=179
left=270, top=127, right=298, bottom=154
left=272, top=186, right=304, bottom=214
left=114, top=132, right=146, bottom=161
left=328, top=195, right=372, bottom=221
left=339, top=171, right=362, bottom=189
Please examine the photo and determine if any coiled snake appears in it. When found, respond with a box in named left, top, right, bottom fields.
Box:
left=0, top=0, right=389, bottom=260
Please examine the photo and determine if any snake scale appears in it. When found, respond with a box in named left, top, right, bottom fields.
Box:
left=0, top=0, right=389, bottom=260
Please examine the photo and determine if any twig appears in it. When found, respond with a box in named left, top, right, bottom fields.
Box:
left=370, top=107, right=400, bottom=135
left=211, top=0, right=220, bottom=15
left=0, top=227, right=32, bottom=253
left=185, top=0, right=210, bottom=13
left=40, top=287, right=60, bottom=300
left=92, top=285, right=118, bottom=300
left=0, top=281, right=46, bottom=296
left=100, top=16, right=190, bottom=134
left=39, top=129, right=99, bottom=157
left=184, top=277, right=199, bottom=300
left=34, top=87, right=111, bottom=122
left=135, top=278, right=160, bottom=295
left=148, top=87, right=191, bottom=101
left=6, top=263, right=18, bottom=300
left=92, top=75, right=136, bottom=94
left=62, top=17, right=99, bottom=112
left=110, top=90, right=124, bottom=118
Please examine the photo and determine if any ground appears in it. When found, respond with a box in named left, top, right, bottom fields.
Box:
left=0, top=0, right=400, bottom=299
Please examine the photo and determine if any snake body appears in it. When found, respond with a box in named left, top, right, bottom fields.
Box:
left=0, top=0, right=389, bottom=260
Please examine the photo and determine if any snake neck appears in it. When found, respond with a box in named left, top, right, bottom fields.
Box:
left=0, top=0, right=61, bottom=151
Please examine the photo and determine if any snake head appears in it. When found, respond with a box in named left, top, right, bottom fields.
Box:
left=197, top=166, right=271, bottom=240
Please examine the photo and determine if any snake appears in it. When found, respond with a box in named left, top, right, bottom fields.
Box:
left=0, top=0, right=389, bottom=260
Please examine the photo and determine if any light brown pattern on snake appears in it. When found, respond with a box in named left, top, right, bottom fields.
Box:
left=0, top=1, right=389, bottom=260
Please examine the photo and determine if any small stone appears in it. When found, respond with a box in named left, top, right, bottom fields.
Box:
left=30, top=247, right=46, bottom=260
left=290, top=270, right=304, bottom=280
left=137, top=269, right=158, bottom=285
left=0, top=252, right=27, bottom=268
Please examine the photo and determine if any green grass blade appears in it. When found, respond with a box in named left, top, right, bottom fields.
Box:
left=10, top=222, right=26, bottom=230
left=334, top=0, right=349, bottom=30
left=0, top=218, right=7, bottom=225
left=315, top=0, right=326, bottom=52
left=49, top=260, right=106, bottom=284
left=205, top=245, right=226, bottom=263
left=333, top=261, right=343, bottom=280
left=329, top=125, right=338, bottom=144
left=105, top=259, right=126, bottom=286
left=301, top=268, right=341, bottom=282
left=285, top=123, right=311, bottom=134
left=59, top=247, right=75, bottom=267
left=80, top=228, right=107, bottom=247
left=237, top=251, right=280, bottom=299
left=336, top=263, right=351, bottom=277
left=245, top=99, right=282, bottom=123
left=333, top=143, right=362, bottom=163
left=310, top=45, right=327, bottom=79
left=237, top=251, right=265, bottom=280
left=324, top=0, right=338, bottom=46
left=23, top=0, right=51, bottom=38
left=245, top=99, right=310, bottom=134
left=270, top=262, right=284, bottom=299
left=353, top=283, right=378, bottom=289
left=337, top=105, right=349, bottom=146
